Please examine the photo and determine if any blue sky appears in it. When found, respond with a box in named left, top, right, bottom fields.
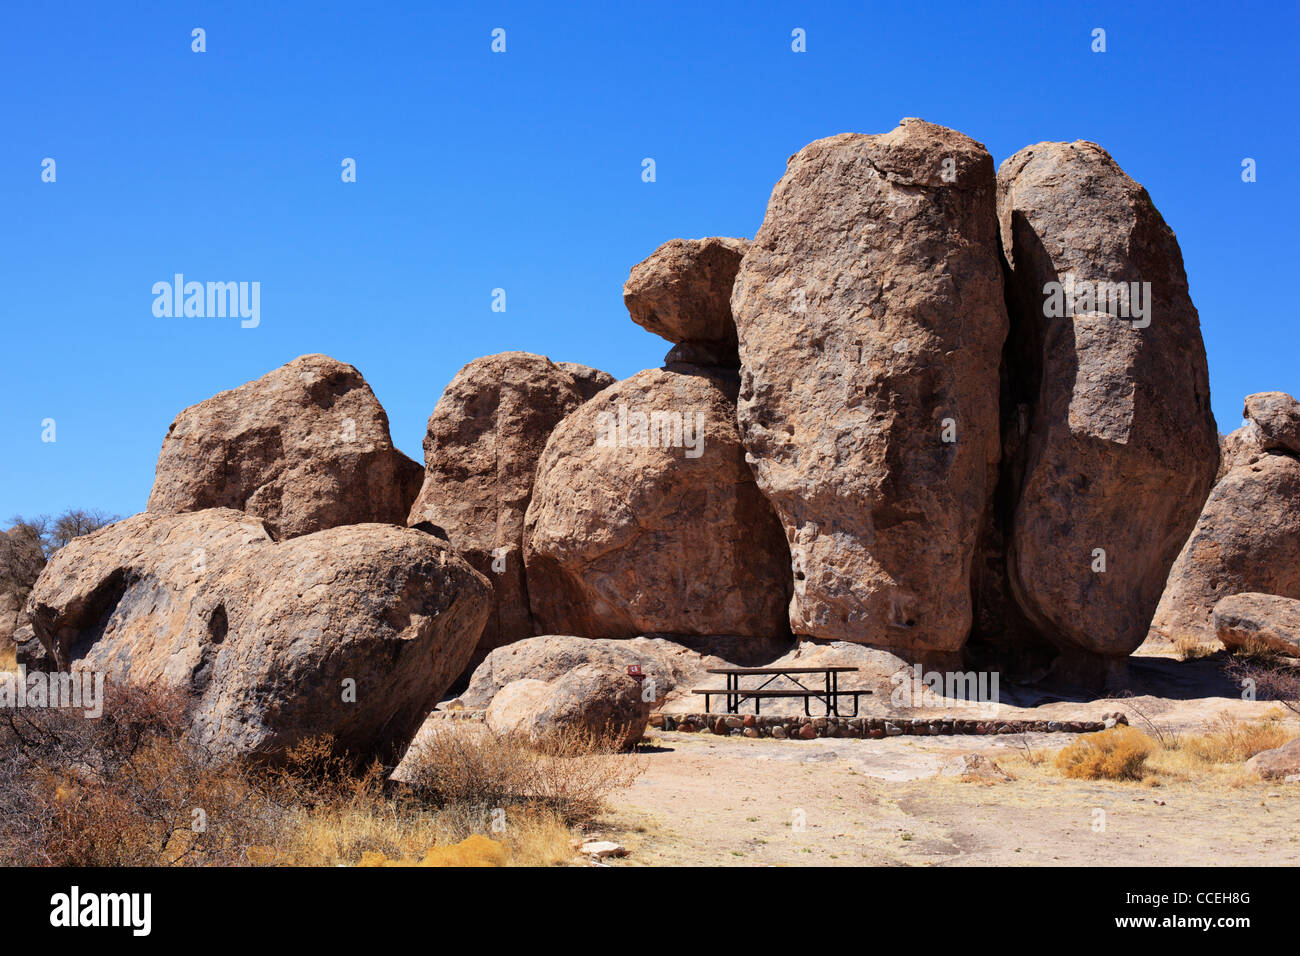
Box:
left=3, top=0, right=1296, bottom=521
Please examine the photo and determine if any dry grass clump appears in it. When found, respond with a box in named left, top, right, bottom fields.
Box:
left=0, top=682, right=640, bottom=867
left=1173, top=634, right=1219, bottom=661
left=0, top=644, right=17, bottom=673
left=1047, top=712, right=1300, bottom=787
left=399, top=723, right=646, bottom=826
left=1164, top=712, right=1295, bottom=766
left=1054, top=725, right=1155, bottom=781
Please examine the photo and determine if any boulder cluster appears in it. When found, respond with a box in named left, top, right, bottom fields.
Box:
left=9, top=117, right=1296, bottom=763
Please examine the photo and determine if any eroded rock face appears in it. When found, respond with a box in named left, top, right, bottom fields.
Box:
left=997, top=141, right=1218, bottom=659
left=523, top=366, right=791, bottom=641
left=147, top=354, right=423, bottom=539
left=1214, top=593, right=1300, bottom=656
left=485, top=665, right=650, bottom=750
left=1150, top=452, right=1300, bottom=646
left=407, top=353, right=615, bottom=664
left=24, top=509, right=491, bottom=762
left=0, top=525, right=45, bottom=652
left=731, top=118, right=1008, bottom=656
left=623, top=238, right=750, bottom=367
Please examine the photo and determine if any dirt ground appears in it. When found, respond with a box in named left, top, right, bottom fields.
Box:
left=593, top=678, right=1300, bottom=867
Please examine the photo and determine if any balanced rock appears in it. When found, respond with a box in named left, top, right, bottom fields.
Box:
left=147, top=354, right=423, bottom=539
left=0, top=524, right=45, bottom=652
left=24, top=509, right=491, bottom=762
left=523, top=365, right=791, bottom=640
left=624, top=238, right=749, bottom=368
left=407, top=353, right=614, bottom=664
left=997, top=141, right=1218, bottom=659
left=1213, top=593, right=1300, bottom=656
left=730, top=118, right=1007, bottom=656
left=1149, top=445, right=1300, bottom=646
left=485, top=664, right=650, bottom=750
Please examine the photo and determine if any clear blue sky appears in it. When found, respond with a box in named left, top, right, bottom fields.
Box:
left=3, top=0, right=1296, bottom=521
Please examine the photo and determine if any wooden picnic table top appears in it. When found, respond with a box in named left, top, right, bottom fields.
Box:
left=704, top=666, right=860, bottom=675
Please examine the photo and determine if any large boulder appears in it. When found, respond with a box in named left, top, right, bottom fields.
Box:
left=146, top=354, right=423, bottom=539
left=0, top=524, right=45, bottom=653
left=623, top=238, right=750, bottom=368
left=523, top=365, right=791, bottom=641
left=730, top=118, right=1007, bottom=657
left=1214, top=593, right=1300, bottom=657
left=407, top=353, right=614, bottom=665
left=459, top=633, right=789, bottom=710
left=485, top=664, right=651, bottom=750
left=24, top=509, right=491, bottom=762
left=996, top=141, right=1218, bottom=660
left=1150, top=450, right=1300, bottom=646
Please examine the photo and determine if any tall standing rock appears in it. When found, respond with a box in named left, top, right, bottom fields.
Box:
left=624, top=238, right=750, bottom=368
left=407, top=353, right=614, bottom=664
left=0, top=524, right=45, bottom=653
left=730, top=119, right=1007, bottom=657
left=1148, top=392, right=1300, bottom=647
left=147, top=354, right=424, bottom=539
left=24, top=509, right=491, bottom=762
left=997, top=142, right=1219, bottom=661
left=524, top=366, right=791, bottom=640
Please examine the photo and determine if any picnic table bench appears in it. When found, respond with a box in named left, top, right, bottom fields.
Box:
left=692, top=665, right=871, bottom=716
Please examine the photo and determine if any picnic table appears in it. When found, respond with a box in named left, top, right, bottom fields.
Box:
left=692, top=665, right=870, bottom=717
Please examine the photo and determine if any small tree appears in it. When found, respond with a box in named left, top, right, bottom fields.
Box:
left=7, top=508, right=118, bottom=561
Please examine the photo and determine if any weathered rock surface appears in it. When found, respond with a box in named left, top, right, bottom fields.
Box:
left=1243, top=392, right=1300, bottom=457
left=24, top=509, right=491, bottom=762
left=407, top=353, right=614, bottom=664
left=731, top=118, right=1007, bottom=656
left=486, top=664, right=650, bottom=750
left=997, top=140, right=1218, bottom=659
left=147, top=354, right=423, bottom=539
left=460, top=633, right=788, bottom=710
left=0, top=525, right=45, bottom=652
left=1213, top=593, right=1300, bottom=656
left=523, top=365, right=791, bottom=640
left=1244, top=737, right=1300, bottom=781
left=623, top=238, right=750, bottom=367
left=1149, top=448, right=1300, bottom=647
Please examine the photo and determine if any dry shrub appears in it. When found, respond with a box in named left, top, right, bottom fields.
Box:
left=0, top=682, right=280, bottom=865
left=1227, top=653, right=1300, bottom=716
left=1054, top=725, right=1155, bottom=781
left=0, top=681, right=636, bottom=867
left=400, top=723, right=645, bottom=825
left=1176, top=713, right=1295, bottom=764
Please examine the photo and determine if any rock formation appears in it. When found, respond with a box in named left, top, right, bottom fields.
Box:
left=485, top=664, right=651, bottom=750
left=996, top=140, right=1219, bottom=664
left=147, top=354, right=423, bottom=539
left=24, top=509, right=491, bottom=762
left=0, top=524, right=45, bottom=653
left=1213, top=592, right=1300, bottom=657
left=731, top=118, right=1008, bottom=658
left=523, top=365, right=791, bottom=640
left=406, top=352, right=614, bottom=665
left=624, top=237, right=749, bottom=368
left=1149, top=393, right=1300, bottom=646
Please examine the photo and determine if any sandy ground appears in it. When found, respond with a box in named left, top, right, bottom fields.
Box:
left=593, top=681, right=1300, bottom=867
